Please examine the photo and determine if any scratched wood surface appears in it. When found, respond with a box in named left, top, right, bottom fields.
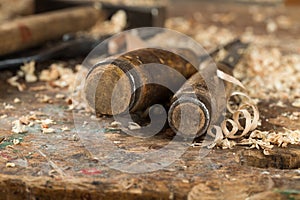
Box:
left=1, top=2, right=300, bottom=200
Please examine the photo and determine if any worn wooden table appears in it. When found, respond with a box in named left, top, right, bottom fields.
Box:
left=0, top=1, right=300, bottom=199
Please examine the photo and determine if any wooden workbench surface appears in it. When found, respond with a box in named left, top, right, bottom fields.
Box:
left=0, top=1, right=300, bottom=199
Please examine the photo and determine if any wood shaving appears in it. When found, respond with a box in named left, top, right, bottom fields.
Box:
left=39, top=63, right=61, bottom=81
left=128, top=122, right=141, bottom=130
left=36, top=94, right=52, bottom=103
left=217, top=70, right=245, bottom=89
left=0, top=114, right=8, bottom=119
left=13, top=139, right=20, bottom=145
left=20, top=61, right=37, bottom=83
left=89, top=10, right=127, bottom=37
left=105, top=121, right=122, bottom=131
left=39, top=63, right=82, bottom=92
left=39, top=119, right=55, bottom=125
left=6, top=61, right=37, bottom=91
left=6, top=162, right=16, bottom=168
left=12, top=120, right=28, bottom=134
left=19, top=116, right=30, bottom=125
left=61, top=126, right=70, bottom=132
left=7, top=76, right=26, bottom=91
left=55, top=94, right=65, bottom=99
left=111, top=121, right=122, bottom=127
left=292, top=98, right=300, bottom=107
left=238, top=129, right=300, bottom=152
left=29, top=85, right=47, bottom=91
left=206, top=90, right=261, bottom=149
left=266, top=20, right=277, bottom=33
left=3, top=103, right=15, bottom=110
left=13, top=98, right=21, bottom=103
left=42, top=127, right=56, bottom=134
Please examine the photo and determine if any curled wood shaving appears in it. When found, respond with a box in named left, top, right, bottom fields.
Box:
left=217, top=69, right=245, bottom=89
left=227, top=92, right=254, bottom=114
left=239, top=103, right=260, bottom=131
left=221, top=119, right=239, bottom=139
left=221, top=92, right=260, bottom=139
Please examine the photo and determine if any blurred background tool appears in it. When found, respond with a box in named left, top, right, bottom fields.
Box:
left=35, top=0, right=166, bottom=29
left=0, top=6, right=102, bottom=56
left=0, top=0, right=166, bottom=69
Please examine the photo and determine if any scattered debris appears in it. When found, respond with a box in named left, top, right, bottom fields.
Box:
left=71, top=134, right=80, bottom=141
left=128, top=122, right=141, bottom=130
left=61, top=126, right=70, bottom=132
left=90, top=10, right=127, bottom=37
left=6, top=162, right=16, bottom=168
left=105, top=121, right=122, bottom=132
left=39, top=119, right=55, bottom=126
left=42, top=128, right=56, bottom=134
left=266, top=20, right=277, bottom=33
left=55, top=94, right=65, bottom=99
left=3, top=103, right=15, bottom=110
left=20, top=61, right=37, bottom=83
left=13, top=139, right=20, bottom=145
left=7, top=75, right=26, bottom=91
left=11, top=120, right=28, bottom=134
left=238, top=128, right=300, bottom=153
left=292, top=98, right=300, bottom=107
left=36, top=94, right=53, bottom=104
left=13, top=98, right=21, bottom=103
left=111, top=121, right=122, bottom=127
left=39, top=63, right=61, bottom=81
left=0, top=114, right=8, bottom=119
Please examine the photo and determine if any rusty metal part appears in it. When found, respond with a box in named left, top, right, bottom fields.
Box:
left=0, top=6, right=102, bottom=56
left=168, top=40, right=249, bottom=138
